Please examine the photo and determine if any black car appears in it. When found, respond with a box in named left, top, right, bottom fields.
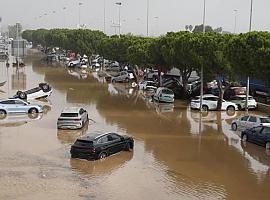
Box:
left=241, top=126, right=270, bottom=150
left=70, top=132, right=134, bottom=160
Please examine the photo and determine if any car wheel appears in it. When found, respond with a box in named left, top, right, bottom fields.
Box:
left=227, top=105, right=235, bottom=112
left=99, top=152, right=107, bottom=160
left=112, top=79, right=116, bottom=83
left=125, top=142, right=133, bottom=151
left=19, top=92, right=27, bottom=100
left=231, top=123, right=237, bottom=131
left=202, top=105, right=208, bottom=112
left=28, top=108, right=38, bottom=115
left=0, top=109, right=7, bottom=119
left=41, top=84, right=49, bottom=91
left=266, top=142, right=270, bottom=150
left=242, top=134, right=248, bottom=142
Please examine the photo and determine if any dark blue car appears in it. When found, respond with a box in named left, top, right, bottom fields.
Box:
left=241, top=126, right=270, bottom=149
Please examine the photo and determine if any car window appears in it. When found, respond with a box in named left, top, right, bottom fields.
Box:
left=111, top=134, right=121, bottom=141
left=0, top=100, right=15, bottom=104
left=241, top=116, right=249, bottom=121
left=260, top=118, right=270, bottom=123
left=15, top=100, right=25, bottom=105
left=248, top=116, right=257, bottom=123
left=98, top=136, right=109, bottom=144
left=261, top=127, right=270, bottom=135
left=253, top=126, right=263, bottom=133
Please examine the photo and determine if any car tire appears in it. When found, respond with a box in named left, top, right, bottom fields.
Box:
left=266, top=142, right=270, bottom=150
left=28, top=111, right=39, bottom=119
left=28, top=108, right=38, bottom=115
left=202, top=105, right=208, bottom=112
left=99, top=152, right=107, bottom=160
left=41, top=84, right=49, bottom=92
left=227, top=105, right=235, bottom=112
left=242, top=134, right=248, bottom=142
left=231, top=123, right=237, bottom=131
left=125, top=142, right=133, bottom=151
left=112, top=79, right=116, bottom=83
left=18, top=92, right=27, bottom=100
left=0, top=109, right=7, bottom=119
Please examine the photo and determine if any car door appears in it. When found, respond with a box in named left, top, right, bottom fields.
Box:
left=239, top=116, right=249, bottom=130
left=14, top=100, right=27, bottom=113
left=97, top=135, right=114, bottom=155
left=248, top=126, right=263, bottom=142
left=3, top=100, right=16, bottom=113
left=246, top=116, right=257, bottom=129
left=108, top=133, right=125, bottom=154
left=255, top=127, right=270, bottom=145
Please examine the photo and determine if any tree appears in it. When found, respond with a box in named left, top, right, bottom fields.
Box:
left=193, top=24, right=213, bottom=33
left=8, top=23, right=22, bottom=39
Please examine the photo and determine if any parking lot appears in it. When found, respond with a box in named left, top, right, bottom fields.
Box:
left=0, top=53, right=270, bottom=200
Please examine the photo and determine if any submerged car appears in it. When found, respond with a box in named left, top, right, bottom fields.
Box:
left=190, top=94, right=238, bottom=112
left=0, top=113, right=43, bottom=127
left=139, top=80, right=157, bottom=91
left=231, top=115, right=270, bottom=131
left=111, top=71, right=132, bottom=83
left=0, top=98, right=43, bottom=118
left=153, top=87, right=175, bottom=103
left=229, top=95, right=257, bottom=110
left=13, top=83, right=52, bottom=100
left=241, top=125, right=270, bottom=150
left=70, top=132, right=134, bottom=160
left=57, top=107, right=89, bottom=129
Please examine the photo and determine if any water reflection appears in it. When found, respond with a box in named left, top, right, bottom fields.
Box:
left=57, top=125, right=89, bottom=144
left=70, top=151, right=133, bottom=177
left=0, top=113, right=43, bottom=127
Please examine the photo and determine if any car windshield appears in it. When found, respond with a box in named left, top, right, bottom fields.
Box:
left=163, top=90, right=174, bottom=95
left=60, top=113, right=78, bottom=117
left=261, top=118, right=270, bottom=123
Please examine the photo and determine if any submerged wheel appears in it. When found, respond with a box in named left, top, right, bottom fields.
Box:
left=227, top=105, right=235, bottom=112
left=266, top=142, right=270, bottom=150
left=99, top=152, right=107, bottom=160
left=242, top=134, right=248, bottom=142
left=28, top=108, right=38, bottom=114
left=202, top=105, right=208, bottom=112
left=231, top=123, right=237, bottom=131
left=0, top=109, right=7, bottom=119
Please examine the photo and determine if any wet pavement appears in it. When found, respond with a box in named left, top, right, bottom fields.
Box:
left=0, top=51, right=270, bottom=200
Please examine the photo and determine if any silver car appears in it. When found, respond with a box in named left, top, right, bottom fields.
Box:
left=111, top=71, right=131, bottom=83
left=0, top=98, right=43, bottom=119
left=231, top=115, right=270, bottom=131
left=57, top=107, right=89, bottom=130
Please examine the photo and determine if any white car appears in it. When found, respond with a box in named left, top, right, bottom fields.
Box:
left=67, top=59, right=81, bottom=67
left=229, top=95, right=257, bottom=110
left=231, top=115, right=270, bottom=131
left=57, top=107, right=89, bottom=130
left=139, top=80, right=157, bottom=91
left=190, top=94, right=238, bottom=112
left=14, top=83, right=52, bottom=100
left=153, top=87, right=174, bottom=103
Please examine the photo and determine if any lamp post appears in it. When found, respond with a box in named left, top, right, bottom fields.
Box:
left=78, top=2, right=83, bottom=28
left=63, top=7, right=67, bottom=28
left=154, top=16, right=159, bottom=36
left=115, top=2, right=122, bottom=37
left=234, top=9, right=238, bottom=34
left=246, top=0, right=253, bottom=111
left=147, top=0, right=149, bottom=36
left=200, top=0, right=206, bottom=112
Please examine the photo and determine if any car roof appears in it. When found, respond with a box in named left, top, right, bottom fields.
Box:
left=233, top=95, right=253, bottom=98
left=241, top=115, right=269, bottom=119
left=196, top=94, right=218, bottom=98
left=78, top=132, right=118, bottom=141
left=62, top=107, right=82, bottom=113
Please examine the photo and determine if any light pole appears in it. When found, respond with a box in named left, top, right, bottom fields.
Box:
left=78, top=2, right=83, bottom=28
left=246, top=0, right=253, bottom=111
left=147, top=0, right=149, bottom=36
left=103, top=0, right=106, bottom=34
left=200, top=0, right=206, bottom=112
left=233, top=9, right=238, bottom=34
left=154, top=16, right=159, bottom=36
left=115, top=2, right=122, bottom=37
left=63, top=7, right=67, bottom=28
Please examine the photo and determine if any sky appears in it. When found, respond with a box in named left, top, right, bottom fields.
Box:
left=0, top=0, right=269, bottom=36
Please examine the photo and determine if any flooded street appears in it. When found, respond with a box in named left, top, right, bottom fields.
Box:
left=0, top=52, right=270, bottom=200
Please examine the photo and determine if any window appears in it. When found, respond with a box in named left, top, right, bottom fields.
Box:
left=0, top=100, right=15, bottom=104
left=260, top=118, right=270, bottom=123
left=241, top=116, right=249, bottom=121
left=15, top=100, right=26, bottom=105
left=261, top=127, right=270, bottom=135
left=98, top=136, right=108, bottom=144
left=253, top=126, right=263, bottom=133
left=203, top=97, right=218, bottom=101
left=60, top=113, right=78, bottom=117
left=248, top=116, right=257, bottom=123
left=111, top=134, right=121, bottom=141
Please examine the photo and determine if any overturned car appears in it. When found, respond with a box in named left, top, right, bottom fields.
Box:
left=13, top=83, right=53, bottom=100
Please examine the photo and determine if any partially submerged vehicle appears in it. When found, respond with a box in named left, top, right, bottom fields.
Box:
left=138, top=80, right=157, bottom=91
left=57, top=107, right=89, bottom=130
left=153, top=87, right=175, bottom=103
left=231, top=115, right=270, bottom=131
left=0, top=113, right=43, bottom=127
left=70, top=132, right=134, bottom=160
left=13, top=83, right=52, bottom=100
left=0, top=98, right=43, bottom=119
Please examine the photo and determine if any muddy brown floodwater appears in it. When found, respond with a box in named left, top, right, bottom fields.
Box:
left=0, top=51, right=270, bottom=200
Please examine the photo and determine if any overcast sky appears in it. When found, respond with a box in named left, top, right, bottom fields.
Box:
left=0, top=0, right=269, bottom=36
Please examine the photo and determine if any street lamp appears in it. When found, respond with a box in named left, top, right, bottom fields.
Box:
left=147, top=0, right=149, bottom=36
left=200, top=0, right=206, bottom=112
left=154, top=16, right=159, bottom=36
left=115, top=2, right=122, bottom=37
left=78, top=2, right=83, bottom=28
left=234, top=9, right=238, bottom=34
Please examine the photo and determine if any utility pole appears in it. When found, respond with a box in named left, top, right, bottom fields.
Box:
left=147, top=0, right=149, bottom=36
